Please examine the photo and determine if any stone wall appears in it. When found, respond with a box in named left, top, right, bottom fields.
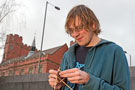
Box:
left=0, top=73, right=52, bottom=90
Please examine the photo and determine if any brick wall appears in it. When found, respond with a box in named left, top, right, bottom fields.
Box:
left=47, top=44, right=68, bottom=64
left=2, top=34, right=37, bottom=62
left=130, top=67, right=135, bottom=90
left=0, top=44, right=68, bottom=76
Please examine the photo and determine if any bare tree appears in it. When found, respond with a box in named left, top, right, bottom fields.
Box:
left=0, top=31, right=6, bottom=49
left=0, top=0, right=21, bottom=59
left=0, top=0, right=18, bottom=23
left=0, top=0, right=20, bottom=48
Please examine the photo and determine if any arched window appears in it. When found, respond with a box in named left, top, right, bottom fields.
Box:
left=19, top=69, right=24, bottom=75
left=28, top=67, right=33, bottom=74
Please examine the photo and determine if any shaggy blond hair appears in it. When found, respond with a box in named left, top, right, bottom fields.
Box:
left=65, top=5, right=101, bottom=35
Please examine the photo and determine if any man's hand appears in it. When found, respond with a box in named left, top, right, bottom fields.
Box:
left=48, top=69, right=64, bottom=89
left=59, top=68, right=89, bottom=84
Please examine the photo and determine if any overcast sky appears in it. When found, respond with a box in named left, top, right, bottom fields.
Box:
left=0, top=0, right=135, bottom=66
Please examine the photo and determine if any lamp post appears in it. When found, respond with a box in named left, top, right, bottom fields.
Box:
left=124, top=51, right=132, bottom=67
left=38, top=1, right=60, bottom=73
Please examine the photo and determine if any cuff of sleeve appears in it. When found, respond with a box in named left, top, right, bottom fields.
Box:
left=82, top=73, right=100, bottom=89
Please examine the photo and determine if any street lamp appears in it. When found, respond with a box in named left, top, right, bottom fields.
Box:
left=38, top=1, right=60, bottom=73
left=124, top=51, right=132, bottom=67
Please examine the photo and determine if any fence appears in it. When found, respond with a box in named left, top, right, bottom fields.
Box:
left=0, top=67, right=135, bottom=90
left=0, top=73, right=52, bottom=90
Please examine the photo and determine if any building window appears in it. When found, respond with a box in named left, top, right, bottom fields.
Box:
left=11, top=37, right=14, bottom=41
left=1, top=72, right=5, bottom=76
left=28, top=67, right=33, bottom=74
left=9, top=44, right=13, bottom=50
left=19, top=69, right=24, bottom=75
left=8, top=70, right=14, bottom=76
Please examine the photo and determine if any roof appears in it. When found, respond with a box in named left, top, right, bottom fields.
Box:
left=43, top=45, right=63, bottom=54
left=0, top=44, right=66, bottom=66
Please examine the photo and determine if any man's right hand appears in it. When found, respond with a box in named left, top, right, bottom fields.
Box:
left=48, top=69, right=64, bottom=89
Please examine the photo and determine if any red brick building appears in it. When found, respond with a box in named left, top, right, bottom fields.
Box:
left=0, top=34, right=68, bottom=76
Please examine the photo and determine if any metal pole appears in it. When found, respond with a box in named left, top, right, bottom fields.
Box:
left=129, top=54, right=131, bottom=67
left=124, top=51, right=132, bottom=67
left=38, top=1, right=48, bottom=73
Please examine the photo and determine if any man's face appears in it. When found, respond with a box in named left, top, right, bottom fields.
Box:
left=68, top=17, right=94, bottom=47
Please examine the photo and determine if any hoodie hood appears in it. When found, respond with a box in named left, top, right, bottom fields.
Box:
left=66, top=39, right=114, bottom=70
left=68, top=38, right=113, bottom=52
left=94, top=38, right=113, bottom=48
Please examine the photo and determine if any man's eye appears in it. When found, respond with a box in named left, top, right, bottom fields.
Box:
left=68, top=30, right=73, bottom=34
left=78, top=26, right=83, bottom=29
left=78, top=28, right=83, bottom=31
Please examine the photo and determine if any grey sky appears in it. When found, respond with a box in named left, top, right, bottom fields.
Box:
left=0, top=0, right=135, bottom=66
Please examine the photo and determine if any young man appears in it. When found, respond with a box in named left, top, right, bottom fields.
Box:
left=49, top=5, right=130, bottom=90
